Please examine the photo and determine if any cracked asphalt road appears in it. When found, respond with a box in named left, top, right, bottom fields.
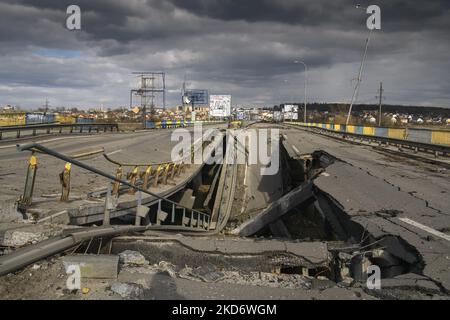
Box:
left=279, top=125, right=450, bottom=293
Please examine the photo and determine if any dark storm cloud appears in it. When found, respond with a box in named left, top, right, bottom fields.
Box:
left=167, top=0, right=450, bottom=31
left=0, top=0, right=449, bottom=108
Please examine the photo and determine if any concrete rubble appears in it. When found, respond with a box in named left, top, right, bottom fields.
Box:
left=118, top=250, right=148, bottom=266
left=110, top=282, right=145, bottom=300
left=0, top=125, right=449, bottom=300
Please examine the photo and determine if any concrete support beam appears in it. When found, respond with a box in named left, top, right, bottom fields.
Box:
left=231, top=181, right=315, bottom=237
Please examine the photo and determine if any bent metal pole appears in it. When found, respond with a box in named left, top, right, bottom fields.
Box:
left=16, top=142, right=194, bottom=213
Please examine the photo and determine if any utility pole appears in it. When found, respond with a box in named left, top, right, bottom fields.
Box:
left=377, top=82, right=383, bottom=126
left=293, top=60, right=308, bottom=123
left=346, top=28, right=373, bottom=125
left=43, top=99, right=49, bottom=116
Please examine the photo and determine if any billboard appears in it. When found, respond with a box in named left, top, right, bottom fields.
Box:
left=284, top=112, right=293, bottom=120
left=284, top=112, right=298, bottom=120
left=283, top=104, right=299, bottom=120
left=283, top=104, right=298, bottom=113
left=209, top=95, right=231, bottom=118
left=184, top=89, right=209, bottom=105
left=283, top=104, right=294, bottom=113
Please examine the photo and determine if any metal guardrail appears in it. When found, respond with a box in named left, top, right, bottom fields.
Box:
left=16, top=143, right=211, bottom=231
left=289, top=123, right=450, bottom=157
left=0, top=123, right=118, bottom=140
left=0, top=130, right=238, bottom=276
left=17, top=126, right=219, bottom=209
left=103, top=157, right=186, bottom=197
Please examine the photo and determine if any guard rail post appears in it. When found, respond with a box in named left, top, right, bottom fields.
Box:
left=59, top=162, right=71, bottom=202
left=18, top=154, right=38, bottom=207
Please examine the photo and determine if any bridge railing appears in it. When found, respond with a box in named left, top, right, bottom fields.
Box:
left=0, top=123, right=118, bottom=140
left=16, top=142, right=212, bottom=230
left=146, top=120, right=225, bottom=129
left=289, top=122, right=450, bottom=156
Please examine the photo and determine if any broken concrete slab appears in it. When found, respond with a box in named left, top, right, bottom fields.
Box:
left=113, top=235, right=331, bottom=272
left=376, top=273, right=443, bottom=295
left=284, top=242, right=330, bottom=266
left=118, top=250, right=148, bottom=266
left=61, top=254, right=119, bottom=279
left=1, top=230, right=47, bottom=247
left=0, top=199, right=22, bottom=223
left=177, top=189, right=195, bottom=209
left=110, top=282, right=144, bottom=300
left=231, top=181, right=315, bottom=236
left=0, top=223, right=68, bottom=247
left=36, top=210, right=70, bottom=224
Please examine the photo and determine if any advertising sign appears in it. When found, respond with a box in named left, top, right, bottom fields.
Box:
left=283, top=104, right=298, bottom=113
left=284, top=104, right=294, bottom=113
left=284, top=112, right=293, bottom=120
left=184, top=89, right=209, bottom=105
left=209, top=95, right=231, bottom=118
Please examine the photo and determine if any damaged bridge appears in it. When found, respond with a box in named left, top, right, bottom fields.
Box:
left=0, top=122, right=449, bottom=300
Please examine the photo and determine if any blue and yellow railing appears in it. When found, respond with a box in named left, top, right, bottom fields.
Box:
left=292, top=122, right=450, bottom=146
left=146, top=120, right=224, bottom=129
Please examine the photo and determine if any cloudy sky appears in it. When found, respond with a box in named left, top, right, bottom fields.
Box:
left=0, top=0, right=449, bottom=109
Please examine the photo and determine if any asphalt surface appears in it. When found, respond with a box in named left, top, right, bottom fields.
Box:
left=1, top=123, right=449, bottom=299
left=0, top=125, right=225, bottom=213
left=278, top=124, right=450, bottom=292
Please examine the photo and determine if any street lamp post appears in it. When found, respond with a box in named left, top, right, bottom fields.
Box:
left=346, top=4, right=375, bottom=125
left=294, top=60, right=308, bottom=123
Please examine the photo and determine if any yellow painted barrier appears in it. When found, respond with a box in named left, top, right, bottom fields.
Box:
left=388, top=128, right=405, bottom=139
left=334, top=124, right=341, bottom=131
left=431, top=131, right=450, bottom=146
left=363, top=126, right=375, bottom=136
left=346, top=125, right=355, bottom=133
left=326, top=124, right=331, bottom=129
left=0, top=113, right=26, bottom=126
left=55, top=114, right=75, bottom=124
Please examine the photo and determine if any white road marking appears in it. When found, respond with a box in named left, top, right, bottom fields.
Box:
left=398, top=217, right=450, bottom=242
left=106, top=149, right=122, bottom=156
left=292, top=145, right=300, bottom=154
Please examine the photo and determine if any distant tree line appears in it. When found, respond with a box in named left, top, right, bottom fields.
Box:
left=308, top=103, right=450, bottom=117
left=273, top=103, right=450, bottom=117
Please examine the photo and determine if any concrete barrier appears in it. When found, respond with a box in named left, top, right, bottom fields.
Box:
left=290, top=122, right=450, bottom=146
left=431, top=131, right=450, bottom=146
